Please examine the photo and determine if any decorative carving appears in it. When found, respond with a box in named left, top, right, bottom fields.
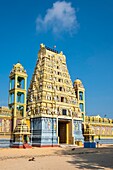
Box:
left=27, top=43, right=84, bottom=120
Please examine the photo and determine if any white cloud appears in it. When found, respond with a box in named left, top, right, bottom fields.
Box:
left=36, top=1, right=79, bottom=35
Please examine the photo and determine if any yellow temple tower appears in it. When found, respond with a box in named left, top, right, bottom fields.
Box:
left=9, top=62, right=31, bottom=148
left=73, top=79, right=85, bottom=122
left=9, top=62, right=27, bottom=129
left=27, top=43, right=84, bottom=146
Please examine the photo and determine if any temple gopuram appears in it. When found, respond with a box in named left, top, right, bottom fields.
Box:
left=0, top=43, right=113, bottom=147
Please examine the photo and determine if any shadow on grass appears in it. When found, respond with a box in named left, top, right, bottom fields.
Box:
left=55, top=146, right=113, bottom=169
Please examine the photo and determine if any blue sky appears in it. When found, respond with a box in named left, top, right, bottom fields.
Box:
left=0, top=0, right=113, bottom=118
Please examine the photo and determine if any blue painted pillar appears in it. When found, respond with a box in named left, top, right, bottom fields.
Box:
left=31, top=117, right=58, bottom=147
left=73, top=120, right=84, bottom=143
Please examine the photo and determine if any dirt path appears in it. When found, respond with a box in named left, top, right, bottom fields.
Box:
left=0, top=145, right=113, bottom=170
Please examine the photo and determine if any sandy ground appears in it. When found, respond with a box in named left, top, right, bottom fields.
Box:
left=0, top=145, right=113, bottom=170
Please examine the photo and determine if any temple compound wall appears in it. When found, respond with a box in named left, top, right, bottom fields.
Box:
left=0, top=106, right=30, bottom=148
left=0, top=107, right=12, bottom=147
left=84, top=115, right=113, bottom=144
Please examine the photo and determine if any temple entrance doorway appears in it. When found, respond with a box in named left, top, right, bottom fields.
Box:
left=24, top=135, right=28, bottom=143
left=58, top=119, right=71, bottom=144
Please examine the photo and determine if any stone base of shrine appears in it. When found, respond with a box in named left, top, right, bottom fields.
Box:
left=11, top=142, right=32, bottom=148
left=32, top=144, right=58, bottom=147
